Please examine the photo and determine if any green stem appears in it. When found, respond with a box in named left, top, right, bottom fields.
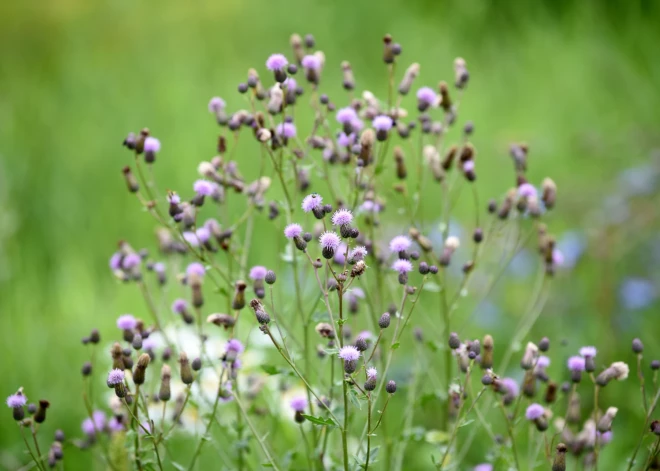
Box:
left=233, top=391, right=280, bottom=470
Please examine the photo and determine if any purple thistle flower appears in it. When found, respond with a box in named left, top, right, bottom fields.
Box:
left=186, top=262, right=206, bottom=278
left=356, top=327, right=371, bottom=337
left=416, top=87, right=437, bottom=105
left=536, top=356, right=551, bottom=368
left=389, top=235, right=412, bottom=252
left=284, top=77, right=297, bottom=90
left=6, top=393, right=27, bottom=408
left=302, top=194, right=323, bottom=212
left=208, top=97, right=226, bottom=113
left=121, top=253, right=141, bottom=270
left=107, top=416, right=125, bottom=433
left=81, top=410, right=106, bottom=437
left=117, top=314, right=137, bottom=330
left=500, top=378, right=519, bottom=397
left=143, top=137, right=161, bottom=153
left=219, top=381, right=234, bottom=403
left=599, top=431, right=613, bottom=445
left=474, top=465, right=493, bottom=471
left=301, top=55, right=321, bottom=70
left=336, top=107, right=358, bottom=124
left=107, top=369, right=125, bottom=386
left=349, top=246, right=368, bottom=262
left=331, top=209, right=353, bottom=226
left=462, top=160, right=475, bottom=172
left=266, top=54, right=288, bottom=71
left=525, top=403, right=545, bottom=420
left=196, top=227, right=211, bottom=244
left=289, top=396, right=308, bottom=412
left=338, top=345, right=360, bottom=361
left=167, top=193, right=181, bottom=204
left=334, top=243, right=348, bottom=265
left=319, top=232, right=341, bottom=250
left=580, top=346, right=597, bottom=358
left=183, top=231, right=199, bottom=247
left=518, top=183, right=538, bottom=199
left=366, top=367, right=377, bottom=379
left=226, top=339, right=245, bottom=354
left=142, top=337, right=157, bottom=351
left=275, top=122, right=297, bottom=139
left=568, top=356, right=586, bottom=371
left=360, top=200, right=381, bottom=213
left=194, top=179, right=215, bottom=196
left=109, top=252, right=122, bottom=270
left=249, top=266, right=268, bottom=280
left=153, top=262, right=166, bottom=274
left=338, top=132, right=356, bottom=147
left=284, top=223, right=303, bottom=239
left=351, top=118, right=364, bottom=132
left=372, top=115, right=393, bottom=132
left=552, top=249, right=564, bottom=267
left=392, top=259, right=413, bottom=274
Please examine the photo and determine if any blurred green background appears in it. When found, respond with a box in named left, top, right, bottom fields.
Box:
left=1, top=0, right=660, bottom=469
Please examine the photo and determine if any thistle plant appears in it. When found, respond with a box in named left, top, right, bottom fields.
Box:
left=7, top=33, right=660, bottom=471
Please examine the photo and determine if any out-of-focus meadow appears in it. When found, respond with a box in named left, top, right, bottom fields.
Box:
left=1, top=0, right=659, bottom=469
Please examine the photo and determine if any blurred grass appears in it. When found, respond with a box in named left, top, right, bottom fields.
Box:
left=1, top=0, right=660, bottom=469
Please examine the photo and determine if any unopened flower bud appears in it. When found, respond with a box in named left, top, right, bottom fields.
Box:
left=449, top=333, right=461, bottom=350
left=632, top=338, right=644, bottom=354
left=232, top=281, right=247, bottom=310
left=133, top=353, right=151, bottom=385
left=34, top=400, right=50, bottom=424
left=386, top=380, right=397, bottom=394
left=179, top=352, right=194, bottom=385
left=250, top=299, right=271, bottom=325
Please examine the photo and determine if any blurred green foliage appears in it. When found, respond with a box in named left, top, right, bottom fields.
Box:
left=1, top=0, right=660, bottom=469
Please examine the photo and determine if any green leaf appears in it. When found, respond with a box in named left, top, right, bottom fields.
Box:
left=348, top=389, right=363, bottom=410
left=171, top=463, right=186, bottom=471
left=458, top=419, right=475, bottom=428
left=260, top=365, right=280, bottom=375
left=391, top=342, right=400, bottom=350
left=262, top=464, right=274, bottom=468
left=301, top=414, right=338, bottom=427
left=423, top=282, right=441, bottom=293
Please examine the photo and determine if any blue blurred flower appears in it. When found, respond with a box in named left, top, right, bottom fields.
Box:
left=619, top=278, right=657, bottom=310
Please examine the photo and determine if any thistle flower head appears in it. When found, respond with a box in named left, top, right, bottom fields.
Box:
left=579, top=346, right=597, bottom=358
left=301, top=54, right=321, bottom=70
left=121, top=253, right=141, bottom=270
left=518, top=183, right=537, bottom=198
left=109, top=252, right=122, bottom=270
left=331, top=209, right=353, bottom=226
left=196, top=227, right=211, bottom=243
left=366, top=367, right=378, bottom=379
left=167, top=193, right=181, bottom=204
left=107, top=369, right=125, bottom=386
left=226, top=339, right=245, bottom=354
left=338, top=132, right=356, bottom=147
left=249, top=266, right=268, bottom=280
left=208, top=97, right=226, bottom=113
left=349, top=246, right=368, bottom=262
left=338, top=345, right=360, bottom=361
left=416, top=87, right=437, bottom=105
left=81, top=411, right=106, bottom=437
left=6, top=393, right=27, bottom=408
left=107, top=416, right=125, bottom=433
left=336, top=107, right=358, bottom=124
left=474, top=465, right=493, bottom=471
left=372, top=115, right=393, bottom=131
left=445, top=236, right=460, bottom=250
left=116, top=314, right=137, bottom=330
left=319, top=232, right=341, bottom=250
left=392, top=259, right=413, bottom=274
left=193, top=179, right=215, bottom=196
left=266, top=54, right=288, bottom=71
left=186, top=262, right=206, bottom=277
left=289, top=396, right=308, bottom=412
left=610, top=361, right=630, bottom=380
left=567, top=356, right=586, bottom=372
left=552, top=249, right=564, bottom=266
left=275, top=122, right=297, bottom=138
left=536, top=356, right=551, bottom=368
left=525, top=403, right=545, bottom=420
left=389, top=235, right=412, bottom=252
left=302, top=194, right=323, bottom=212
left=500, top=378, right=519, bottom=396
left=462, top=160, right=475, bottom=172
left=284, top=223, right=303, bottom=239
left=143, top=137, right=161, bottom=153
